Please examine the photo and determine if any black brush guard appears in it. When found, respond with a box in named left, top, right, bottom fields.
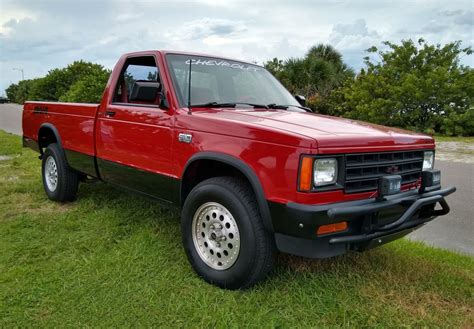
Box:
left=327, top=186, right=456, bottom=245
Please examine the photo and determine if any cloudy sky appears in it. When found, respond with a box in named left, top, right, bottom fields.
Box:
left=0, top=0, right=472, bottom=95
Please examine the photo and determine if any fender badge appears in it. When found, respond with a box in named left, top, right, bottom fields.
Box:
left=178, top=133, right=192, bottom=144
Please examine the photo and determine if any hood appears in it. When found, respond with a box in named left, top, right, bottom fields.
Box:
left=193, top=109, right=435, bottom=152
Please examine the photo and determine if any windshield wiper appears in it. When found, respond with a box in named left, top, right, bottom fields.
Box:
left=190, top=102, right=268, bottom=109
left=267, top=104, right=312, bottom=112
left=267, top=104, right=288, bottom=109
left=191, top=102, right=236, bottom=108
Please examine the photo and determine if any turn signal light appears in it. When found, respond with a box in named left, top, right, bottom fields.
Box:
left=317, top=221, right=348, bottom=236
left=299, top=156, right=313, bottom=191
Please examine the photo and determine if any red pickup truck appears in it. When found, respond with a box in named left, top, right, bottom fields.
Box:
left=22, top=50, right=455, bottom=289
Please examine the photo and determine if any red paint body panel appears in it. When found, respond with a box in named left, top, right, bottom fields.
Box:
left=22, top=50, right=436, bottom=207
left=23, top=101, right=98, bottom=156
left=173, top=109, right=310, bottom=202
left=95, top=104, right=175, bottom=176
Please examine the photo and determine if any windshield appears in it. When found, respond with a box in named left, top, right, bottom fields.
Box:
left=165, top=54, right=300, bottom=108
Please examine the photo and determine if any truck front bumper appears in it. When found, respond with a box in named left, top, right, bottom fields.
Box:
left=269, top=186, right=456, bottom=258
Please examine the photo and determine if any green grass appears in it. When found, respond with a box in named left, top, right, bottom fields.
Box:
left=1, top=130, right=473, bottom=327
left=435, top=136, right=474, bottom=143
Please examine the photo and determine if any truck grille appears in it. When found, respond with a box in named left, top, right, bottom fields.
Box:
left=344, top=150, right=424, bottom=194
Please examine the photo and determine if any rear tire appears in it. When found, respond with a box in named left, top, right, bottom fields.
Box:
left=41, top=143, right=79, bottom=202
left=181, top=176, right=275, bottom=289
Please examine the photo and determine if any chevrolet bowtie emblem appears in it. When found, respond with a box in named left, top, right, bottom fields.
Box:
left=385, top=165, right=399, bottom=174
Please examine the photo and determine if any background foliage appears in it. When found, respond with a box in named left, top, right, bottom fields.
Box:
left=5, top=39, right=473, bottom=135
left=6, top=61, right=110, bottom=104
left=265, top=44, right=354, bottom=99
left=265, top=39, right=473, bottom=136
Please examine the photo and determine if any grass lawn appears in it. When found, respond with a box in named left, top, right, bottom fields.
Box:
left=1, top=130, right=473, bottom=327
left=435, top=136, right=474, bottom=143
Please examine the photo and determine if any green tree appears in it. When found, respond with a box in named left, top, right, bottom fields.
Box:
left=27, top=68, right=69, bottom=101
left=60, top=71, right=110, bottom=103
left=8, top=79, right=40, bottom=104
left=5, top=83, right=19, bottom=101
left=328, top=39, right=473, bottom=135
left=4, top=61, right=111, bottom=104
left=264, top=44, right=354, bottom=110
left=264, top=58, right=285, bottom=76
left=28, top=61, right=110, bottom=102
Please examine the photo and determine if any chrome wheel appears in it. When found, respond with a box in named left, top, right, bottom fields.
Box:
left=45, top=156, right=58, bottom=192
left=192, top=202, right=241, bottom=270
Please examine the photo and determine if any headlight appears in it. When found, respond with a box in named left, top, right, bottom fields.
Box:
left=314, top=158, right=338, bottom=186
left=423, top=151, right=434, bottom=170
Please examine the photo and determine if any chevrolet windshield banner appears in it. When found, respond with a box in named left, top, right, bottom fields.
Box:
left=185, top=58, right=261, bottom=72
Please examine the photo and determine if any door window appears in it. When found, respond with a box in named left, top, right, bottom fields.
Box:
left=113, top=56, right=161, bottom=105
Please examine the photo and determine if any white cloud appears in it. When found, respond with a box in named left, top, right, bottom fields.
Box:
left=165, top=18, right=247, bottom=41
left=0, top=0, right=472, bottom=95
left=114, top=13, right=144, bottom=22
left=329, top=19, right=380, bottom=49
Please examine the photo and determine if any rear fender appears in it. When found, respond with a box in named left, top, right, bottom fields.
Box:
left=38, top=123, right=66, bottom=162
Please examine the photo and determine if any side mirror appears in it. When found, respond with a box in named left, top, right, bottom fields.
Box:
left=295, top=95, right=306, bottom=107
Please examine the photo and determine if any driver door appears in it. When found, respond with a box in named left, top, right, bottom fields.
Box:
left=95, top=55, right=178, bottom=203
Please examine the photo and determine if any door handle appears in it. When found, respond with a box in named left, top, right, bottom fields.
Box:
left=105, top=110, right=116, bottom=118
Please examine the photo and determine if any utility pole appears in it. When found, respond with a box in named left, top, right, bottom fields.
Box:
left=13, top=68, right=24, bottom=80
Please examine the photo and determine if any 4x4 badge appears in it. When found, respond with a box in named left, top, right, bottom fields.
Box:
left=178, top=133, right=192, bottom=144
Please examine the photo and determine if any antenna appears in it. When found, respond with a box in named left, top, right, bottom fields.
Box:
left=187, top=58, right=192, bottom=115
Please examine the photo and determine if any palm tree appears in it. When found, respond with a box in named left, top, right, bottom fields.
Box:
left=281, top=44, right=354, bottom=98
left=306, top=44, right=343, bottom=65
left=306, top=44, right=355, bottom=88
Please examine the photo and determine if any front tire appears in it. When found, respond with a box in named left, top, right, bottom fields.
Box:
left=41, top=143, right=79, bottom=202
left=181, top=176, right=275, bottom=289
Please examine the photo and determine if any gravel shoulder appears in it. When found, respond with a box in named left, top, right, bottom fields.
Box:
left=435, top=141, right=474, bottom=164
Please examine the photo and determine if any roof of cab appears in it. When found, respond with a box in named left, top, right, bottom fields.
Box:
left=121, top=50, right=261, bottom=67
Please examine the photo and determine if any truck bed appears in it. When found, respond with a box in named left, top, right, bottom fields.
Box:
left=22, top=101, right=99, bottom=158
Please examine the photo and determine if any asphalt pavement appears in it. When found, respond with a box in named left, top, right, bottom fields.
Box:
left=408, top=161, right=473, bottom=254
left=0, top=103, right=472, bottom=255
left=0, top=103, right=22, bottom=135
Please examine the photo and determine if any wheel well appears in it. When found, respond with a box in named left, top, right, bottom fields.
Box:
left=181, top=159, right=254, bottom=206
left=38, top=127, right=58, bottom=152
